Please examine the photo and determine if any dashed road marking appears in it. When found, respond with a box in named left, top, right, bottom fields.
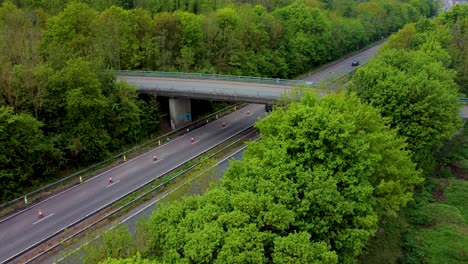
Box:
left=106, top=180, right=121, bottom=188
left=33, top=213, right=54, bottom=225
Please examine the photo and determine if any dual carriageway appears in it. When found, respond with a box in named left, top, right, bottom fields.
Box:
left=1, top=41, right=467, bottom=263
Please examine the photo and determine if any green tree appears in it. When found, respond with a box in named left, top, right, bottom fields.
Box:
left=41, top=2, right=98, bottom=68
left=93, top=6, right=148, bottom=69
left=329, top=13, right=367, bottom=58
left=137, top=94, right=162, bottom=138
left=205, top=7, right=242, bottom=73
left=440, top=4, right=468, bottom=95
left=148, top=90, right=420, bottom=263
left=0, top=2, right=42, bottom=68
left=82, top=224, right=137, bottom=264
left=348, top=49, right=462, bottom=173
left=0, top=106, right=61, bottom=201
left=174, top=11, right=204, bottom=71
left=272, top=232, right=338, bottom=264
left=99, top=253, right=155, bottom=264
left=274, top=2, right=331, bottom=76
left=53, top=59, right=111, bottom=164
left=150, top=12, right=182, bottom=70
left=104, top=80, right=141, bottom=148
left=0, top=2, right=44, bottom=112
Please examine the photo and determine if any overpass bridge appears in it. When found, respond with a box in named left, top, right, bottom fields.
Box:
left=116, top=43, right=384, bottom=129
left=116, top=70, right=318, bottom=104
left=116, top=70, right=468, bottom=129
left=117, top=70, right=330, bottom=129
left=117, top=71, right=322, bottom=129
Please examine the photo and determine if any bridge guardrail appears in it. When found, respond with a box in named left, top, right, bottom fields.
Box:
left=136, top=83, right=283, bottom=101
left=115, top=70, right=319, bottom=87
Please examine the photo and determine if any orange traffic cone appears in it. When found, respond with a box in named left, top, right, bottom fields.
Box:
left=191, top=137, right=194, bottom=143
left=38, top=209, right=43, bottom=219
left=153, top=155, right=158, bottom=161
left=109, top=176, right=113, bottom=183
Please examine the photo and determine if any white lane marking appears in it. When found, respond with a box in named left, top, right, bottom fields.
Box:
left=13, top=109, right=261, bottom=263
left=32, top=213, right=54, bottom=225
left=153, top=160, right=161, bottom=164
left=106, top=180, right=121, bottom=188
left=0, top=134, right=168, bottom=224
left=221, top=124, right=231, bottom=129
left=191, top=140, right=200, bottom=145
left=54, top=139, right=251, bottom=263
left=121, top=144, right=248, bottom=224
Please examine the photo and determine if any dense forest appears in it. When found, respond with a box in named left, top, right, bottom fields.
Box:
left=69, top=4, right=465, bottom=264
left=0, top=0, right=440, bottom=202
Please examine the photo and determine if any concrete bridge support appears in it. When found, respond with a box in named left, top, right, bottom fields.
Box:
left=169, top=98, right=192, bottom=130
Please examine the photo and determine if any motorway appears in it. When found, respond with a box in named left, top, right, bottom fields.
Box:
left=0, top=104, right=265, bottom=264
left=2, top=37, right=466, bottom=263
left=303, top=42, right=386, bottom=82
left=2, top=43, right=388, bottom=264
left=48, top=147, right=246, bottom=264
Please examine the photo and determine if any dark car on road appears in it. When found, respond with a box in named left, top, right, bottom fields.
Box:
left=352, top=60, right=360, bottom=66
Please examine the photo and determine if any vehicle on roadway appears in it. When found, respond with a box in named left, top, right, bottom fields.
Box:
left=352, top=60, right=360, bottom=66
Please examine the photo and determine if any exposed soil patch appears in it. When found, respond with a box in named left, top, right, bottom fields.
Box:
left=432, top=185, right=445, bottom=202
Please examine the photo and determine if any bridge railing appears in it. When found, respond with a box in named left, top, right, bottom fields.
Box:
left=136, top=83, right=282, bottom=102
left=115, top=70, right=318, bottom=87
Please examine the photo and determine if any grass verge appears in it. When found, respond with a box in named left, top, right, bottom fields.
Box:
left=360, top=122, right=468, bottom=264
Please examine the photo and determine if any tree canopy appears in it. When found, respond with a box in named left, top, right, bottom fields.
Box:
left=0, top=0, right=438, bottom=202
left=349, top=31, right=462, bottom=173
left=147, top=91, right=421, bottom=263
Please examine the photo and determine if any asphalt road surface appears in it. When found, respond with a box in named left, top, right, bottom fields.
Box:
left=120, top=147, right=245, bottom=238
left=47, top=148, right=246, bottom=264
left=303, top=42, right=385, bottom=82
left=0, top=104, right=264, bottom=264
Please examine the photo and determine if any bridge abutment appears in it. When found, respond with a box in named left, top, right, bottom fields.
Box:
left=169, top=98, right=192, bottom=130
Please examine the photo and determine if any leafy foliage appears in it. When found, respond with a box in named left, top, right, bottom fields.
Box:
left=147, top=90, right=420, bottom=263
left=348, top=49, right=462, bottom=173
left=99, top=253, right=155, bottom=264
left=440, top=4, right=468, bottom=95
left=0, top=106, right=61, bottom=200
left=0, top=0, right=436, bottom=201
